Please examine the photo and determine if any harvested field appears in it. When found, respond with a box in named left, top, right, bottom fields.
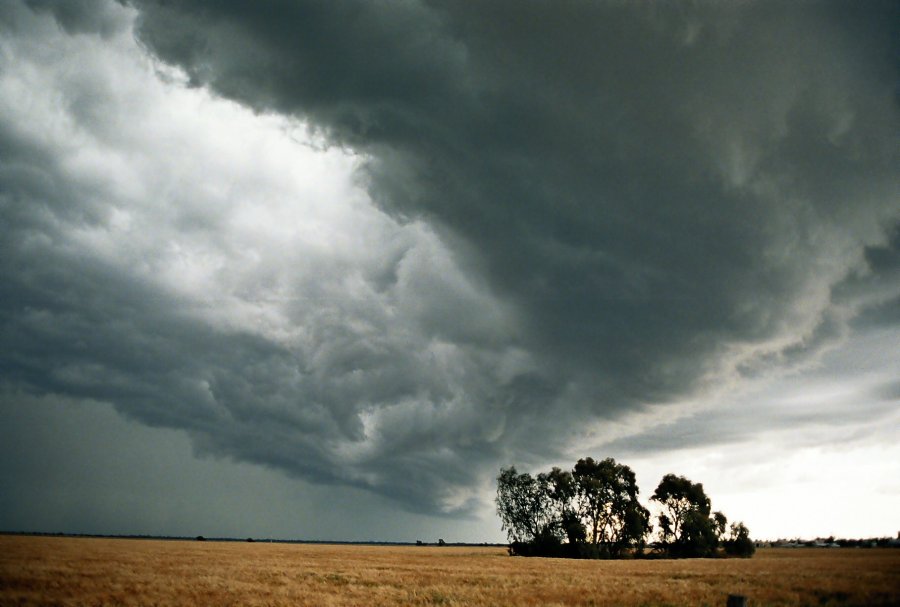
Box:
left=0, top=535, right=898, bottom=606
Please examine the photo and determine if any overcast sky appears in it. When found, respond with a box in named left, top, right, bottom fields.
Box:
left=1, top=0, right=898, bottom=543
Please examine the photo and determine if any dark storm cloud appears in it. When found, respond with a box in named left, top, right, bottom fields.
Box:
left=22, top=0, right=128, bottom=35
left=3, top=0, right=899, bottom=518
left=125, top=0, right=900, bottom=394
left=0, top=109, right=509, bottom=512
left=1, top=1, right=528, bottom=514
left=0, top=150, right=502, bottom=512
left=848, top=227, right=900, bottom=327
left=0, top=394, right=490, bottom=541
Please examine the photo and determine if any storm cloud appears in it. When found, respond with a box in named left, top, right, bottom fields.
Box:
left=124, top=1, right=900, bottom=399
left=2, top=0, right=898, bottom=526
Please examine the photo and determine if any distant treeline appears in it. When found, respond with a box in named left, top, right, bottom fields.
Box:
left=766, top=536, right=900, bottom=548
left=0, top=531, right=504, bottom=548
left=496, top=458, right=754, bottom=559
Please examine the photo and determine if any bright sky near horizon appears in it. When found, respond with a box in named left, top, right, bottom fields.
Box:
left=1, top=1, right=898, bottom=543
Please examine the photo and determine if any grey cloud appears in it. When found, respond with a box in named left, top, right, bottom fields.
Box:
left=847, top=228, right=900, bottom=328
left=604, top=384, right=900, bottom=458
left=0, top=5, right=536, bottom=515
left=0, top=127, right=513, bottom=512
left=22, top=0, right=129, bottom=36
left=875, top=380, right=900, bottom=402
left=0, top=175, right=512, bottom=513
left=0, top=393, right=496, bottom=541
left=126, top=1, right=900, bottom=402
left=3, top=0, right=900, bottom=520
left=601, top=320, right=900, bottom=458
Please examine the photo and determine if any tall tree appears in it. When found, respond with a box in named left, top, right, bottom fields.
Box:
left=495, top=466, right=559, bottom=544
left=724, top=521, right=755, bottom=557
left=545, top=467, right=585, bottom=545
left=572, top=457, right=650, bottom=556
left=713, top=511, right=728, bottom=541
left=651, top=474, right=719, bottom=557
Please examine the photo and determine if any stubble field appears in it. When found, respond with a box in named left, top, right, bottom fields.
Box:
left=1, top=535, right=898, bottom=606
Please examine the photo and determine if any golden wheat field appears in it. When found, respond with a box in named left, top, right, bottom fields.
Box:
left=1, top=535, right=898, bottom=607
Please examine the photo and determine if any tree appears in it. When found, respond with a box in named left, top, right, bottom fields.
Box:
left=713, top=511, right=728, bottom=542
left=495, top=466, right=559, bottom=546
left=724, top=521, right=755, bottom=557
left=678, top=509, right=719, bottom=558
left=620, top=499, right=652, bottom=556
left=657, top=513, right=673, bottom=546
left=572, top=457, right=650, bottom=557
left=495, top=461, right=748, bottom=560
left=545, top=467, right=586, bottom=545
left=651, top=474, right=719, bottom=557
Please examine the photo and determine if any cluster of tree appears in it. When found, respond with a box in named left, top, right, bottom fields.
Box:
left=496, top=459, right=754, bottom=559
left=652, top=473, right=754, bottom=558
left=495, top=458, right=650, bottom=558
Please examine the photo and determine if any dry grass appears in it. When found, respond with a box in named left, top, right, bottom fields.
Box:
left=1, top=535, right=898, bottom=606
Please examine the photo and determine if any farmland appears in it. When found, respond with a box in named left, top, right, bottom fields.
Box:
left=1, top=535, right=898, bottom=606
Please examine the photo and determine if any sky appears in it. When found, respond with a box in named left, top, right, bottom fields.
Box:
left=0, top=0, right=898, bottom=543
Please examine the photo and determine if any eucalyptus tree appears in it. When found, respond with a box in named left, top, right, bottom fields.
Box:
left=495, top=462, right=747, bottom=560
left=651, top=473, right=720, bottom=557
left=572, top=457, right=650, bottom=556
left=545, top=466, right=586, bottom=545
left=724, top=521, right=755, bottom=557
left=495, top=466, right=559, bottom=544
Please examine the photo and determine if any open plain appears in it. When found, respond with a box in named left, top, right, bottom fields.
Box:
left=1, top=535, right=898, bottom=606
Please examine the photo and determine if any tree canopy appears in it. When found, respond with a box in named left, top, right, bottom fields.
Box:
left=496, top=461, right=753, bottom=559
left=572, top=457, right=650, bottom=557
left=651, top=473, right=721, bottom=557
left=724, top=521, right=756, bottom=557
left=495, top=466, right=559, bottom=545
left=496, top=457, right=651, bottom=558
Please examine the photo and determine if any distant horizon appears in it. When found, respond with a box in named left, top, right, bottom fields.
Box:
left=3, top=529, right=897, bottom=547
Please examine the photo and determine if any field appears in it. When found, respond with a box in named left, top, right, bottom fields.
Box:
left=1, top=535, right=898, bottom=606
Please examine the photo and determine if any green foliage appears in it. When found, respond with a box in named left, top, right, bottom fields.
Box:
left=495, top=467, right=560, bottom=544
left=677, top=509, right=719, bottom=558
left=573, top=457, right=650, bottom=557
left=724, top=522, right=756, bottom=557
left=651, top=473, right=725, bottom=558
left=497, top=461, right=753, bottom=560
left=713, top=511, right=728, bottom=540
left=496, top=457, right=650, bottom=559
